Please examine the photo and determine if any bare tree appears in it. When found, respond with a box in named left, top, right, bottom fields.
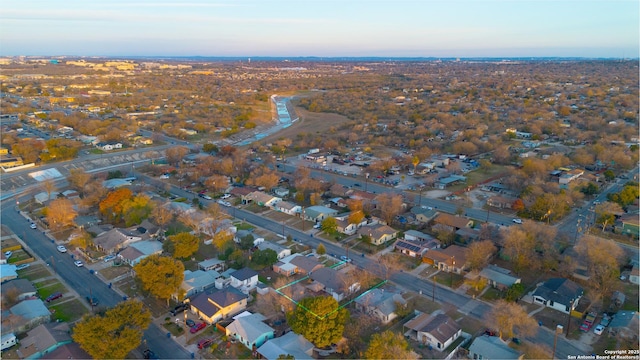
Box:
left=375, top=193, right=403, bottom=224
left=575, top=235, right=624, bottom=300
left=46, top=198, right=77, bottom=232
left=41, top=178, right=57, bottom=201
left=486, top=300, right=537, bottom=340
left=465, top=240, right=497, bottom=271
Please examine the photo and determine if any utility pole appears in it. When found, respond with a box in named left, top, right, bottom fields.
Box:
left=552, top=324, right=563, bottom=360
left=432, top=275, right=436, bottom=302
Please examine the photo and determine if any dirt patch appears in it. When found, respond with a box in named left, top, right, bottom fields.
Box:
left=259, top=107, right=352, bottom=144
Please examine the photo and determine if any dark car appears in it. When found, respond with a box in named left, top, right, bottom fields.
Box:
left=197, top=338, right=214, bottom=349
left=186, top=319, right=196, bottom=328
left=190, top=322, right=206, bottom=334
left=143, top=349, right=158, bottom=359
left=46, top=292, right=63, bottom=302
left=484, top=329, right=496, bottom=336
left=170, top=303, right=188, bottom=316
left=86, top=296, right=99, bottom=306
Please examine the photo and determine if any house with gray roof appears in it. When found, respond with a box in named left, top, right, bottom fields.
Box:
left=288, top=255, right=324, bottom=275
left=532, top=278, right=583, bottom=314
left=230, top=268, right=259, bottom=293
left=5, top=299, right=50, bottom=333
left=608, top=311, right=639, bottom=340
left=93, top=228, right=142, bottom=253
left=410, top=206, right=438, bottom=223
left=257, top=241, right=291, bottom=260
left=16, top=322, right=72, bottom=359
left=1, top=264, right=18, bottom=283
left=304, top=205, right=338, bottom=223
left=309, top=267, right=359, bottom=302
left=257, top=331, right=314, bottom=360
left=404, top=229, right=434, bottom=242
left=274, top=201, right=300, bottom=215
left=225, top=312, right=275, bottom=350
left=1, top=278, right=37, bottom=302
left=355, top=288, right=406, bottom=324
left=179, top=269, right=221, bottom=299
left=404, top=312, right=462, bottom=351
left=468, top=335, right=523, bottom=359
left=117, top=240, right=162, bottom=266
left=188, top=287, right=248, bottom=324
left=479, top=264, right=520, bottom=290
left=198, top=258, right=225, bottom=272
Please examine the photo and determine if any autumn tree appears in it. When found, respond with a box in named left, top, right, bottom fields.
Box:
left=68, top=168, right=91, bottom=196
left=364, top=330, right=417, bottom=360
left=501, top=222, right=558, bottom=272
left=151, top=202, right=173, bottom=229
left=121, top=194, right=153, bottom=226
left=466, top=240, right=497, bottom=271
left=167, top=232, right=200, bottom=259
left=204, top=174, right=230, bottom=194
left=41, top=178, right=57, bottom=201
left=320, top=217, right=337, bottom=233
left=165, top=146, right=189, bottom=166
left=247, top=167, right=279, bottom=190
left=594, top=202, right=624, bottom=231
left=133, top=255, right=185, bottom=305
left=486, top=300, right=537, bottom=340
left=68, top=228, right=93, bottom=250
left=375, top=193, right=403, bottom=224
left=72, top=300, right=151, bottom=359
left=99, top=188, right=133, bottom=223
left=212, top=230, right=234, bottom=252
left=316, top=243, right=326, bottom=255
left=45, top=198, right=77, bottom=231
left=575, top=235, right=624, bottom=300
left=287, top=296, right=349, bottom=348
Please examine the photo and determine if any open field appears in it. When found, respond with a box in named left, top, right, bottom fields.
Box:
left=259, top=106, right=352, bottom=145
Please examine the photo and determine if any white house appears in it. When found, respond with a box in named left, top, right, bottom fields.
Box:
left=229, top=268, right=259, bottom=293
left=274, top=201, right=301, bottom=216
left=532, top=278, right=583, bottom=314
left=257, top=241, right=291, bottom=260
left=404, top=312, right=462, bottom=352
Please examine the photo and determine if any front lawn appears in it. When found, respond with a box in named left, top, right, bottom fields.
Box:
left=19, top=265, right=52, bottom=281
left=37, top=283, right=67, bottom=299
left=50, top=299, right=89, bottom=322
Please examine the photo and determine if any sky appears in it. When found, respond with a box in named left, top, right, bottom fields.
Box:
left=1, top=0, right=638, bottom=58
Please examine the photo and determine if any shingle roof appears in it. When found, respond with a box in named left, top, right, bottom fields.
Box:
left=189, top=287, right=248, bottom=316
left=226, top=313, right=274, bottom=345
left=230, top=267, right=259, bottom=281
left=257, top=332, right=314, bottom=360
left=469, top=335, right=522, bottom=359
left=532, top=278, right=583, bottom=306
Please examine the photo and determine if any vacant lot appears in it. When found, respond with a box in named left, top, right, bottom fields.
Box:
left=259, top=106, right=352, bottom=145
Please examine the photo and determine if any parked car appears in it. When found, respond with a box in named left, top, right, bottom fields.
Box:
left=56, top=245, right=67, bottom=253
left=190, top=322, right=206, bottom=334
left=103, top=254, right=117, bottom=262
left=198, top=194, right=212, bottom=200
left=512, top=218, right=523, bottom=224
left=593, top=324, right=605, bottom=335
left=4, top=251, right=12, bottom=258
left=86, top=296, right=99, bottom=306
left=143, top=349, right=158, bottom=359
left=74, top=260, right=84, bottom=267
left=221, top=194, right=231, bottom=199
left=170, top=303, right=188, bottom=316
left=46, top=292, right=63, bottom=302
left=197, top=338, right=214, bottom=349
left=340, top=256, right=352, bottom=263
left=30, top=223, right=37, bottom=229
left=185, top=319, right=196, bottom=328
left=16, top=263, right=30, bottom=271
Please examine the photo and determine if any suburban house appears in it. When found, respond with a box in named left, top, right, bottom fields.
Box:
left=273, top=254, right=323, bottom=277
left=423, top=245, right=468, bottom=273
left=1, top=264, right=18, bottom=283
left=486, top=195, right=517, bottom=209
left=95, top=141, right=123, bottom=151
left=309, top=267, right=359, bottom=302
left=273, top=187, right=290, bottom=198
left=234, top=230, right=264, bottom=247
left=532, top=278, right=583, bottom=314
left=478, top=264, right=521, bottom=290
left=5, top=299, right=51, bottom=334
left=329, top=183, right=352, bottom=197
left=257, top=241, right=291, bottom=260
left=230, top=187, right=254, bottom=200
left=432, top=214, right=473, bottom=232
left=274, top=201, right=301, bottom=216
left=404, top=312, right=462, bottom=352
left=358, top=224, right=398, bottom=246
left=16, top=322, right=72, bottom=359
left=608, top=311, right=639, bottom=339
left=468, top=335, right=524, bottom=360
left=229, top=268, right=259, bottom=293
left=244, top=191, right=281, bottom=208
left=225, top=312, right=275, bottom=350
left=435, top=175, right=466, bottom=190
left=198, top=258, right=225, bottom=272
left=187, top=287, right=249, bottom=324
left=410, top=206, right=438, bottom=223
left=117, top=240, right=162, bottom=266
left=404, top=229, right=434, bottom=242
left=395, top=240, right=430, bottom=258
left=558, top=169, right=584, bottom=189
left=304, top=206, right=338, bottom=223
left=40, top=342, right=91, bottom=359
left=335, top=218, right=358, bottom=235
left=93, top=228, right=142, bottom=253
left=179, top=269, right=221, bottom=299
left=256, top=331, right=314, bottom=360
left=1, top=279, right=37, bottom=301
left=355, top=288, right=406, bottom=324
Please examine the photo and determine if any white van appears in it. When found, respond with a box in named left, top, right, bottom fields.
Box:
left=1, top=333, right=17, bottom=351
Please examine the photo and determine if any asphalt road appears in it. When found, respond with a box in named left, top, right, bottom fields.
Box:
left=1, top=206, right=190, bottom=359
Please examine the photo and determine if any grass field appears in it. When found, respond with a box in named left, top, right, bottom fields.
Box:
left=37, top=283, right=67, bottom=298
left=50, top=299, right=89, bottom=322
left=20, top=266, right=53, bottom=281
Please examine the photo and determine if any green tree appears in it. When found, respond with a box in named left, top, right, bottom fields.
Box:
left=133, top=255, right=184, bottom=305
left=287, top=296, right=349, bottom=348
left=229, top=249, right=249, bottom=269
left=364, top=330, right=416, bottom=360
left=321, top=217, right=338, bottom=233
left=580, top=182, right=600, bottom=196
left=167, top=232, right=200, bottom=259
left=202, top=143, right=218, bottom=153
left=239, top=233, right=255, bottom=250
left=603, top=169, right=616, bottom=182
left=505, top=283, right=525, bottom=302
left=316, top=243, right=326, bottom=255
left=251, top=249, right=277, bottom=266
left=72, top=300, right=151, bottom=359
left=121, top=194, right=153, bottom=226
left=607, top=183, right=639, bottom=207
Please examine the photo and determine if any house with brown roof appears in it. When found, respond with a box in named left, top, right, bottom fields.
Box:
left=16, top=323, right=72, bottom=359
left=274, top=201, right=301, bottom=215
left=309, top=267, right=359, bottom=302
left=404, top=312, right=462, bottom=351
left=432, top=214, right=473, bottom=231
left=273, top=254, right=324, bottom=277
left=486, top=195, right=516, bottom=209
left=244, top=191, right=281, bottom=208
left=422, top=245, right=468, bottom=273
left=329, top=184, right=352, bottom=197
left=230, top=187, right=254, bottom=200
left=93, top=228, right=142, bottom=253
left=187, top=287, right=248, bottom=324
left=358, top=224, right=398, bottom=245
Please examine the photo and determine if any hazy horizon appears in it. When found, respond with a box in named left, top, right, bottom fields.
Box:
left=1, top=0, right=638, bottom=58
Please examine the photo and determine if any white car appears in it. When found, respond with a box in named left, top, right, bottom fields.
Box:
left=16, top=263, right=30, bottom=271
left=74, top=260, right=84, bottom=267
left=221, top=194, right=231, bottom=199
left=593, top=324, right=605, bottom=335
left=4, top=251, right=13, bottom=258
left=56, top=245, right=67, bottom=253
left=30, top=223, right=37, bottom=229
left=313, top=223, right=321, bottom=229
left=512, top=218, right=523, bottom=224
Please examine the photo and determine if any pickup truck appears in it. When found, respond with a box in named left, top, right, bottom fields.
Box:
left=579, top=312, right=597, bottom=332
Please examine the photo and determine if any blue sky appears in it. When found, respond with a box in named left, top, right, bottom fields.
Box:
left=1, top=0, right=638, bottom=57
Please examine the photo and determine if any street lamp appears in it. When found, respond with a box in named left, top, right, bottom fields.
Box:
left=552, top=324, right=563, bottom=360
